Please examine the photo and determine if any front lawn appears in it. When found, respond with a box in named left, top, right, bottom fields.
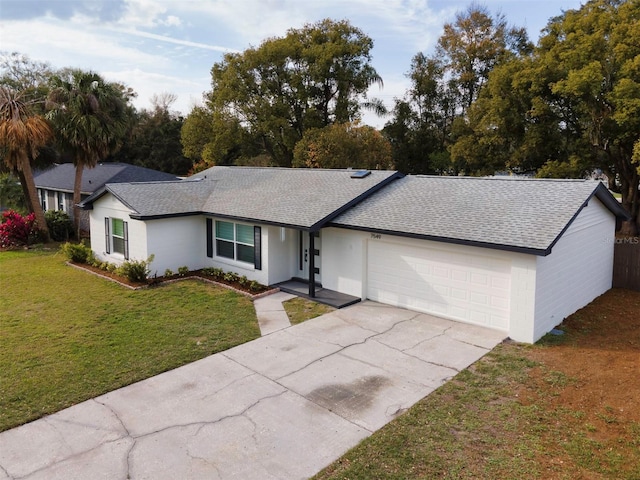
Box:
left=283, top=297, right=335, bottom=325
left=0, top=248, right=260, bottom=432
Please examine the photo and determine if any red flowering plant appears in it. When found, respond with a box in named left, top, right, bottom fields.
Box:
left=0, top=210, right=40, bottom=248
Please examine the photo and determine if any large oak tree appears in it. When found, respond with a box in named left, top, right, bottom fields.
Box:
left=384, top=6, right=530, bottom=174
left=184, top=19, right=383, bottom=167
left=451, top=0, right=640, bottom=233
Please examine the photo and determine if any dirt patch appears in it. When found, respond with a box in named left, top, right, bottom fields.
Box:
left=520, top=289, right=640, bottom=478
left=314, top=289, right=640, bottom=480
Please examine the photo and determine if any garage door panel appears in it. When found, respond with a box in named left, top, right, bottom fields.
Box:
left=367, top=241, right=510, bottom=331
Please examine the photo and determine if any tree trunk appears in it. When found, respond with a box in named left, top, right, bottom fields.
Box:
left=16, top=169, right=34, bottom=213
left=613, top=148, right=639, bottom=236
left=19, top=152, right=49, bottom=242
left=73, top=162, right=84, bottom=239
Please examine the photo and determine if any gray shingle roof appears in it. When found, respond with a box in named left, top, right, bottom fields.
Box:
left=88, top=167, right=400, bottom=229
left=331, top=175, right=624, bottom=255
left=34, top=163, right=179, bottom=194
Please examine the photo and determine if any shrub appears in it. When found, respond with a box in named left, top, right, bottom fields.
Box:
left=223, top=271, right=239, bottom=283
left=60, top=242, right=93, bottom=263
left=116, top=255, right=155, bottom=283
left=177, top=266, right=189, bottom=276
left=238, top=275, right=249, bottom=287
left=164, top=268, right=174, bottom=277
left=249, top=281, right=262, bottom=292
left=212, top=268, right=224, bottom=279
left=45, top=210, right=73, bottom=241
left=0, top=210, right=39, bottom=247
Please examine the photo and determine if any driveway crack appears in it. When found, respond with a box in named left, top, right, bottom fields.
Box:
left=0, top=463, right=13, bottom=480
left=141, top=390, right=287, bottom=441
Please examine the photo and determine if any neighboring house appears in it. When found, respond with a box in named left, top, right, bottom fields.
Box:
left=79, top=166, right=628, bottom=344
left=33, top=163, right=179, bottom=232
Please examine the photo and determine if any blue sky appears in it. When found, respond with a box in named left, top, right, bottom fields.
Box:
left=0, top=0, right=584, bottom=127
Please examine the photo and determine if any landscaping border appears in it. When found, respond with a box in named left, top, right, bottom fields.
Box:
left=66, top=262, right=280, bottom=299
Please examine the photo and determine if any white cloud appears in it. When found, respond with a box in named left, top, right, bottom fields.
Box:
left=117, top=0, right=171, bottom=28
left=107, top=27, right=238, bottom=53
left=0, top=18, right=166, bottom=69
left=161, top=15, right=182, bottom=27
left=101, top=68, right=209, bottom=114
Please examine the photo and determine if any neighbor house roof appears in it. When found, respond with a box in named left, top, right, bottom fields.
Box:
left=34, top=163, right=179, bottom=195
left=80, top=167, right=402, bottom=230
left=331, top=175, right=628, bottom=256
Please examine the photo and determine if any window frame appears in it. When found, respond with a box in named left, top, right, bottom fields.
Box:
left=105, top=217, right=129, bottom=259
left=214, top=220, right=257, bottom=266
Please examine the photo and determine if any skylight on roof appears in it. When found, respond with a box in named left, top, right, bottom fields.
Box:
left=350, top=170, right=371, bottom=179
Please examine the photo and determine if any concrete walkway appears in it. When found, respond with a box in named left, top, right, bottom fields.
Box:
left=254, top=291, right=295, bottom=335
left=0, top=302, right=506, bottom=480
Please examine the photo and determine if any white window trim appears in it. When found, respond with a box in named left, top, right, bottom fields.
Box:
left=215, top=220, right=255, bottom=265
left=105, top=217, right=129, bottom=260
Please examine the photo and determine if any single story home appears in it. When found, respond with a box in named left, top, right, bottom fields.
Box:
left=79, top=166, right=628, bottom=343
left=34, top=162, right=179, bottom=231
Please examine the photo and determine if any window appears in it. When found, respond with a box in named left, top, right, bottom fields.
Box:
left=105, top=217, right=129, bottom=259
left=57, top=192, right=65, bottom=211
left=39, top=189, right=47, bottom=211
left=215, top=220, right=255, bottom=264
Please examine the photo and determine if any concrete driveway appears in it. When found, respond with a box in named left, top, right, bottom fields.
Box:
left=0, top=301, right=505, bottom=480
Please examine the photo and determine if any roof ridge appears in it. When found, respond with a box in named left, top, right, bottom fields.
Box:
left=412, top=175, right=593, bottom=183
left=110, top=179, right=188, bottom=186
left=201, top=166, right=398, bottom=173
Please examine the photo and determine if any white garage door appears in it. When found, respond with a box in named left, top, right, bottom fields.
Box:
left=367, top=241, right=511, bottom=330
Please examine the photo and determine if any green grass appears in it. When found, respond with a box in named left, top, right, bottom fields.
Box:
left=313, top=342, right=640, bottom=480
left=0, top=248, right=260, bottom=432
left=313, top=345, right=542, bottom=480
left=283, top=297, right=335, bottom=324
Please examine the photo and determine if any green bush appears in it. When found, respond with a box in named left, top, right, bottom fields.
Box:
left=164, top=268, right=174, bottom=277
left=238, top=275, right=249, bottom=287
left=45, top=210, right=73, bottom=241
left=60, top=242, right=93, bottom=263
left=223, top=271, right=239, bottom=283
left=116, top=255, right=155, bottom=283
left=177, top=266, right=189, bottom=276
left=212, top=268, right=224, bottom=279
left=249, top=280, right=262, bottom=292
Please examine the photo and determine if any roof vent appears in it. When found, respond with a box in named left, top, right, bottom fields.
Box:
left=350, top=170, right=371, bottom=179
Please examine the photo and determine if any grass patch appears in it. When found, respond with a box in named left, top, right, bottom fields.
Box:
left=0, top=248, right=260, bottom=432
left=314, top=334, right=640, bottom=480
left=314, top=344, right=545, bottom=480
left=283, top=297, right=335, bottom=325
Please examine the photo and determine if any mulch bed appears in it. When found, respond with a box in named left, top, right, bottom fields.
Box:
left=67, top=262, right=277, bottom=299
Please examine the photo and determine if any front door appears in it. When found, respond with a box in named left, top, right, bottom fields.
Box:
left=298, top=231, right=321, bottom=285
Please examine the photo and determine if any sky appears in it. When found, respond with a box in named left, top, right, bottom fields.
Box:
left=0, top=0, right=585, bottom=128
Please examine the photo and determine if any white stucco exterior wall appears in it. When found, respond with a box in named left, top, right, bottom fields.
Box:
left=532, top=198, right=615, bottom=341
left=264, top=226, right=297, bottom=285
left=506, top=254, right=538, bottom=343
left=145, top=216, right=205, bottom=275
left=321, top=227, right=367, bottom=298
left=89, top=194, right=148, bottom=266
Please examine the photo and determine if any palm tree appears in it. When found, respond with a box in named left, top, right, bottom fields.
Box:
left=0, top=87, right=52, bottom=239
left=46, top=70, right=130, bottom=235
